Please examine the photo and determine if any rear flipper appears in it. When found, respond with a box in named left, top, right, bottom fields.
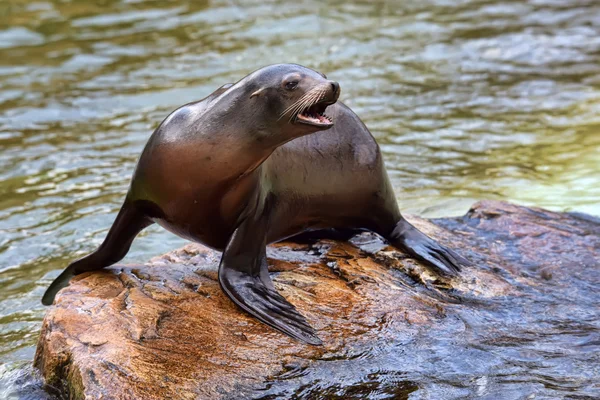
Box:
left=41, top=201, right=153, bottom=306
left=384, top=218, right=470, bottom=277
left=219, top=215, right=322, bottom=345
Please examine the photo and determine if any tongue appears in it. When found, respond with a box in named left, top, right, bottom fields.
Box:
left=306, top=113, right=323, bottom=123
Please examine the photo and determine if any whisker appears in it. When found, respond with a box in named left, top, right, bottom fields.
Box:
left=288, top=95, right=314, bottom=122
left=279, top=89, right=314, bottom=120
left=279, top=84, right=329, bottom=123
left=294, top=90, right=321, bottom=120
left=280, top=96, right=306, bottom=118
left=286, top=90, right=318, bottom=122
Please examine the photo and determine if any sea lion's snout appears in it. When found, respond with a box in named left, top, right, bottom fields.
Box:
left=320, top=80, right=340, bottom=106
left=291, top=80, right=340, bottom=129
left=330, top=81, right=340, bottom=101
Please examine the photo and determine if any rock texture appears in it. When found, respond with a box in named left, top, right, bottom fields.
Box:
left=34, top=201, right=600, bottom=399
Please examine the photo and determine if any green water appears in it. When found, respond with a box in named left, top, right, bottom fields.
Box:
left=0, top=0, right=599, bottom=398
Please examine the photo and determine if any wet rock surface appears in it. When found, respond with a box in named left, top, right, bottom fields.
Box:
left=35, top=201, right=600, bottom=399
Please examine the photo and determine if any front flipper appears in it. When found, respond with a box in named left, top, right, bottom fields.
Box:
left=218, top=217, right=322, bottom=345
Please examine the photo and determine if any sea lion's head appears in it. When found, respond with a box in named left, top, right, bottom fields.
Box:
left=240, top=64, right=341, bottom=139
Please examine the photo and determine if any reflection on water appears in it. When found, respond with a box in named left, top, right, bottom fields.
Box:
left=0, top=0, right=599, bottom=398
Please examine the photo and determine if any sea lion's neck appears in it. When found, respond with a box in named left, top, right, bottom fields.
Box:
left=199, top=89, right=281, bottom=179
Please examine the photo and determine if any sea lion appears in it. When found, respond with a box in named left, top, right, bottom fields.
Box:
left=42, top=64, right=470, bottom=345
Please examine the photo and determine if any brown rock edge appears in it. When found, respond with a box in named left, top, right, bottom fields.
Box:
left=34, top=201, right=600, bottom=399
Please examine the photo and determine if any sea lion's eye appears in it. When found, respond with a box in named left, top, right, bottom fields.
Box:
left=285, top=81, right=298, bottom=90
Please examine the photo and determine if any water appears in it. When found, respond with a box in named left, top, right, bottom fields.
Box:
left=0, top=0, right=599, bottom=397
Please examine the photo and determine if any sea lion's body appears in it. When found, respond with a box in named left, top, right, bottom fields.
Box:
left=43, top=64, right=469, bottom=344
left=134, top=101, right=395, bottom=249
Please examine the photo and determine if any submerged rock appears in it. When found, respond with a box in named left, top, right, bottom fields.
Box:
left=34, top=201, right=600, bottom=399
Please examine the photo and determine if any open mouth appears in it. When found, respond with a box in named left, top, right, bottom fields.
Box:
left=295, top=101, right=334, bottom=128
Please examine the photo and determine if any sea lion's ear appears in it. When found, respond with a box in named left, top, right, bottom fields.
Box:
left=250, top=87, right=266, bottom=98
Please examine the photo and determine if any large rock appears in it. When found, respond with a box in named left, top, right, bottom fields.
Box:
left=34, top=201, right=600, bottom=399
